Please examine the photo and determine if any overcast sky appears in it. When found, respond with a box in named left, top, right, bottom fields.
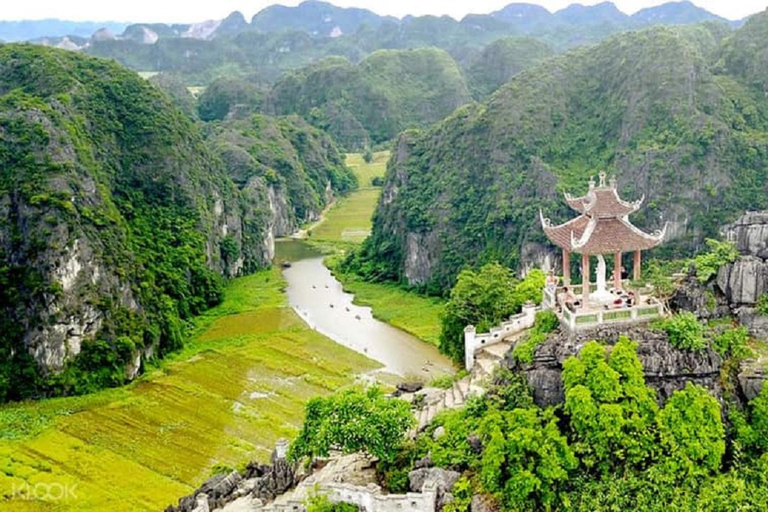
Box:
left=1, top=0, right=763, bottom=23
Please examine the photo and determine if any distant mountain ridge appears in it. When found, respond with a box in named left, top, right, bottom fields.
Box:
left=0, top=1, right=745, bottom=43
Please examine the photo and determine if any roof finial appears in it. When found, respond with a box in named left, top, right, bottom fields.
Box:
left=598, top=171, right=607, bottom=188
left=609, top=175, right=617, bottom=189
left=588, top=176, right=596, bottom=189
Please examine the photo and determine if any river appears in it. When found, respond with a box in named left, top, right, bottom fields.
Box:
left=278, top=240, right=455, bottom=380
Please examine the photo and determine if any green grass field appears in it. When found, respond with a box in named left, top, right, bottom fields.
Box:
left=0, top=269, right=378, bottom=512
left=310, top=151, right=389, bottom=244
left=345, top=151, right=389, bottom=187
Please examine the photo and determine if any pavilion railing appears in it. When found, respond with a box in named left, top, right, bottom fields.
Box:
left=543, top=284, right=665, bottom=331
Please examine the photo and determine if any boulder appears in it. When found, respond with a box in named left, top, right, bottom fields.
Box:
left=252, top=458, right=296, bottom=502
left=409, top=467, right=461, bottom=511
left=397, top=382, right=424, bottom=393
left=671, top=273, right=729, bottom=320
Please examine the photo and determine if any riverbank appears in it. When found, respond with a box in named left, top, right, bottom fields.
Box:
left=303, top=151, right=445, bottom=348
left=0, top=268, right=378, bottom=511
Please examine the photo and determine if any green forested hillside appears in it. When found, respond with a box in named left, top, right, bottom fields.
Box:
left=466, top=37, right=555, bottom=99
left=265, top=48, right=473, bottom=149
left=0, top=45, right=354, bottom=402
left=205, top=113, right=357, bottom=224
left=350, top=21, right=768, bottom=292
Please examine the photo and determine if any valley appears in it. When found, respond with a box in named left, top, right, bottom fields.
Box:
left=0, top=152, right=450, bottom=511
left=3, top=3, right=768, bottom=511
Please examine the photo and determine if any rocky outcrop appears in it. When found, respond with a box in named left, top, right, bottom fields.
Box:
left=505, top=325, right=725, bottom=406
left=718, top=211, right=768, bottom=306
left=670, top=269, right=730, bottom=320
left=166, top=441, right=298, bottom=512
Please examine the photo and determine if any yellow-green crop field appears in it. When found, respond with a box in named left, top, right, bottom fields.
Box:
left=309, top=151, right=389, bottom=244
left=344, top=151, right=389, bottom=187
left=0, top=269, right=378, bottom=511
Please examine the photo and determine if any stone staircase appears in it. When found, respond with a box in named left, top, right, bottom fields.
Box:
left=411, top=338, right=516, bottom=435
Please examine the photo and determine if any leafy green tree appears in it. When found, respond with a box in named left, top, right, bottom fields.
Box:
left=440, top=263, right=518, bottom=362
left=693, top=238, right=739, bottom=283
left=440, top=263, right=546, bottom=363
left=563, top=338, right=659, bottom=473
left=657, top=383, right=725, bottom=475
left=289, top=387, right=413, bottom=463
left=478, top=407, right=577, bottom=510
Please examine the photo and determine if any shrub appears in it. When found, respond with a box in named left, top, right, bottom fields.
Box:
left=657, top=312, right=707, bottom=351
left=512, top=310, right=559, bottom=364
left=694, top=239, right=739, bottom=283
left=757, top=293, right=768, bottom=315
left=713, top=326, right=750, bottom=358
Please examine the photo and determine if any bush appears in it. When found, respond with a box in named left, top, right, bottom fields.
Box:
left=512, top=310, right=559, bottom=364
left=713, top=326, right=750, bottom=358
left=657, top=312, right=707, bottom=351
left=694, top=239, right=739, bottom=283
left=306, top=493, right=359, bottom=512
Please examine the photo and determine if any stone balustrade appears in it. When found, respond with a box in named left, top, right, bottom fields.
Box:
left=463, top=303, right=538, bottom=371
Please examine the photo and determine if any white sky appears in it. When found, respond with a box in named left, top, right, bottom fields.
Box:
left=0, top=0, right=763, bottom=23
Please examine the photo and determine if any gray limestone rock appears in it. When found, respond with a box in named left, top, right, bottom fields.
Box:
left=505, top=325, right=724, bottom=406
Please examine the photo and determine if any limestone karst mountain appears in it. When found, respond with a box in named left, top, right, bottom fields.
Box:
left=0, top=44, right=355, bottom=402
left=349, top=19, right=768, bottom=291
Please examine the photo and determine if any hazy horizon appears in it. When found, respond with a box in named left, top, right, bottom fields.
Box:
left=0, top=0, right=762, bottom=25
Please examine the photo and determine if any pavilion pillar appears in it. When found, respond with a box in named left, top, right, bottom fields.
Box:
left=562, top=249, right=571, bottom=287
left=614, top=251, right=622, bottom=290
left=582, top=253, right=590, bottom=305
left=633, top=250, right=642, bottom=281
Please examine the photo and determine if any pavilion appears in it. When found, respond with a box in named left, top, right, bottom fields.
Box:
left=540, top=172, right=666, bottom=307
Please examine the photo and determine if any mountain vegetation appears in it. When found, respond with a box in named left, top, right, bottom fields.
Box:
left=265, top=48, right=472, bottom=149
left=364, top=338, right=768, bottom=510
left=0, top=44, right=354, bottom=402
left=348, top=18, right=768, bottom=292
left=466, top=37, right=554, bottom=100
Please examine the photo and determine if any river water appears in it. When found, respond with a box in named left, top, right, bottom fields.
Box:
left=278, top=241, right=455, bottom=379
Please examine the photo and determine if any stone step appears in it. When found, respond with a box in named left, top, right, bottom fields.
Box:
left=476, top=356, right=496, bottom=378
left=478, top=341, right=512, bottom=360
left=457, top=377, right=470, bottom=398
left=443, top=387, right=455, bottom=409
left=427, top=403, right=439, bottom=424
left=417, top=407, right=429, bottom=432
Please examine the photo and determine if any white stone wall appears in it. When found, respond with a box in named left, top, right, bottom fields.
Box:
left=464, top=303, right=538, bottom=371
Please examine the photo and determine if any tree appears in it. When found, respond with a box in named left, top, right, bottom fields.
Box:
left=657, top=383, right=725, bottom=476
left=439, top=263, right=518, bottom=362
left=440, top=263, right=544, bottom=363
left=288, top=387, right=413, bottom=463
left=693, top=238, right=739, bottom=283
left=563, top=338, right=659, bottom=473
left=477, top=407, right=577, bottom=509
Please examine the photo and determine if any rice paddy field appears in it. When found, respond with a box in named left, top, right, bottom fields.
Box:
left=310, top=151, right=389, bottom=244
left=0, top=269, right=378, bottom=511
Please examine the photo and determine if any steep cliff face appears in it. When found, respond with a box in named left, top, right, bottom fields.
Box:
left=360, top=22, right=768, bottom=291
left=0, top=45, right=354, bottom=401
